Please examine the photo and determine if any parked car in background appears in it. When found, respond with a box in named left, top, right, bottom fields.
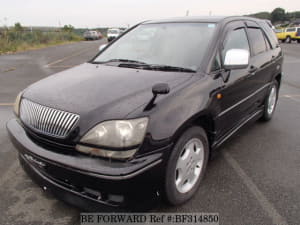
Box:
left=84, top=30, right=102, bottom=40
left=120, top=28, right=127, bottom=34
left=98, top=31, right=103, bottom=39
left=107, top=28, right=121, bottom=42
left=275, top=27, right=300, bottom=43
left=7, top=16, right=283, bottom=210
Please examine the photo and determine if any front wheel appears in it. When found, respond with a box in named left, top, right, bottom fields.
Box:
left=164, top=126, right=209, bottom=205
left=261, top=81, right=278, bottom=121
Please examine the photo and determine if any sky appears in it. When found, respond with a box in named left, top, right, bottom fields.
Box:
left=0, top=0, right=299, bottom=28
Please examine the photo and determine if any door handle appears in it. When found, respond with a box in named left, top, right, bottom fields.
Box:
left=248, top=65, right=258, bottom=75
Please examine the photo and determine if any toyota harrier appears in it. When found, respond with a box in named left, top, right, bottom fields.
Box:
left=7, top=16, right=283, bottom=210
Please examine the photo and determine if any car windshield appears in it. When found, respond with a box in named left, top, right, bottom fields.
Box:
left=94, top=23, right=216, bottom=71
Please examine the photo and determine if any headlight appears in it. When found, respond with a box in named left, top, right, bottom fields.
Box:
left=76, top=117, right=148, bottom=159
left=13, top=92, right=23, bottom=116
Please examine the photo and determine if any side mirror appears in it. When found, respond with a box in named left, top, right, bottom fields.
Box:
left=224, top=49, right=249, bottom=70
left=144, top=83, right=170, bottom=111
left=152, top=83, right=170, bottom=96
left=99, top=44, right=107, bottom=51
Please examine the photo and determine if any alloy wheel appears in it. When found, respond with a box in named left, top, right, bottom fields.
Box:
left=267, top=86, right=277, bottom=115
left=175, top=138, right=204, bottom=193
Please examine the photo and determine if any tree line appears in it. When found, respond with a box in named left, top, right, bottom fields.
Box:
left=248, top=8, right=300, bottom=24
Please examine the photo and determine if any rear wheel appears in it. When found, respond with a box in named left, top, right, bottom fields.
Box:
left=285, top=36, right=291, bottom=43
left=261, top=81, right=278, bottom=121
left=164, top=126, right=209, bottom=205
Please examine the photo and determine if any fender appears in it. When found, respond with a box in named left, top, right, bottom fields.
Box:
left=127, top=74, right=221, bottom=143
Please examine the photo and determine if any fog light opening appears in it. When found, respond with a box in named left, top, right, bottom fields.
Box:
left=108, top=194, right=125, bottom=204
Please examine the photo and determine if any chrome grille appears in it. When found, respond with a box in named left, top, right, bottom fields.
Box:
left=20, top=99, right=79, bottom=138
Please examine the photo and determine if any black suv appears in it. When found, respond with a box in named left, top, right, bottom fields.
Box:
left=7, top=16, right=283, bottom=209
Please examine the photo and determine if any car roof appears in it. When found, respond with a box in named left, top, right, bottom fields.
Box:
left=143, top=16, right=263, bottom=24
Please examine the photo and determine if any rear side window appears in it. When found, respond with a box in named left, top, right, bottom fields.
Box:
left=222, top=28, right=250, bottom=61
left=259, top=21, right=279, bottom=48
left=286, top=28, right=296, bottom=32
left=247, top=28, right=267, bottom=55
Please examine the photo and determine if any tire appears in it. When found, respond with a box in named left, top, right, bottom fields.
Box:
left=164, top=126, right=209, bottom=205
left=285, top=36, right=291, bottom=43
left=297, top=40, right=300, bottom=43
left=261, top=81, right=278, bottom=121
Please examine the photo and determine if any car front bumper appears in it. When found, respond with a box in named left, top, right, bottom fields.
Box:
left=7, top=119, right=171, bottom=210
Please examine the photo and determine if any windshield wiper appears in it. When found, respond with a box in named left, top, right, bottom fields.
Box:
left=93, top=59, right=196, bottom=73
left=119, top=63, right=196, bottom=73
left=92, top=59, right=147, bottom=65
left=146, top=64, right=196, bottom=73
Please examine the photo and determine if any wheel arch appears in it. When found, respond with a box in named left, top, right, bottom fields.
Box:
left=170, top=111, right=216, bottom=151
left=275, top=73, right=282, bottom=88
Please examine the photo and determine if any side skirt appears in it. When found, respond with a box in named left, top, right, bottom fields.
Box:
left=211, top=109, right=264, bottom=151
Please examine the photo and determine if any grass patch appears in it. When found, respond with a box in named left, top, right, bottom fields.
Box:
left=0, top=30, right=83, bottom=54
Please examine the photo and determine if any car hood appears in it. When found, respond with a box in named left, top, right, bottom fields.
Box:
left=23, top=63, right=193, bottom=132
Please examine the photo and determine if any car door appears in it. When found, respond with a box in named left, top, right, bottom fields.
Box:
left=285, top=27, right=297, bottom=39
left=212, top=21, right=259, bottom=141
left=244, top=21, right=275, bottom=108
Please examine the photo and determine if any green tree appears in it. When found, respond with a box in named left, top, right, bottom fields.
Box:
left=62, top=24, right=74, bottom=33
left=14, top=22, right=23, bottom=32
left=271, top=8, right=286, bottom=23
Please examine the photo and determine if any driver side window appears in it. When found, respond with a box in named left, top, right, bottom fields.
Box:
left=222, top=28, right=250, bottom=62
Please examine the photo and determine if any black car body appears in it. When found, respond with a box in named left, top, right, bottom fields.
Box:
left=7, top=16, right=283, bottom=210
